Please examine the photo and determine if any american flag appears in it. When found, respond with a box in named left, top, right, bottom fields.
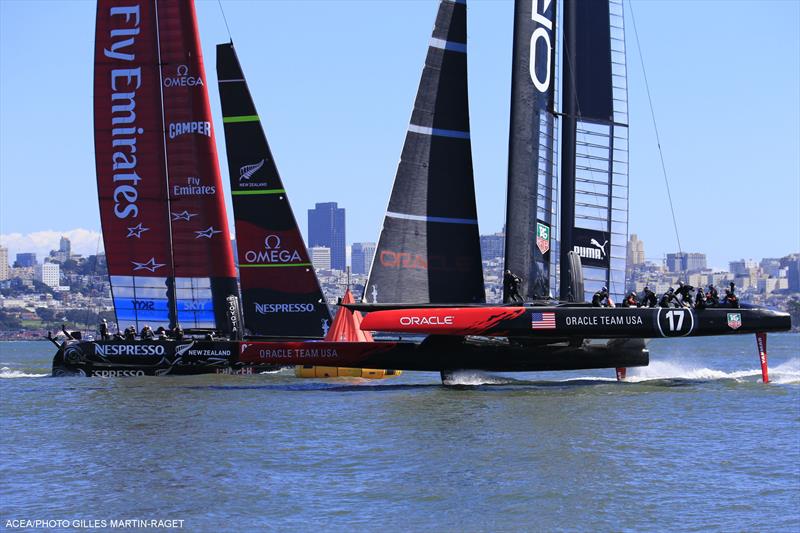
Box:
left=531, top=312, right=556, bottom=330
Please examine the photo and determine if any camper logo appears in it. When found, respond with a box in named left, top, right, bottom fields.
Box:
left=727, top=313, right=742, bottom=330
left=536, top=223, right=550, bottom=255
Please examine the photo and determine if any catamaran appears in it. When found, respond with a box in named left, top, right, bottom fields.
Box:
left=53, top=0, right=790, bottom=381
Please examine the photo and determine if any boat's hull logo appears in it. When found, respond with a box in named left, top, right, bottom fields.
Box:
left=727, top=313, right=742, bottom=330
left=536, top=222, right=550, bottom=254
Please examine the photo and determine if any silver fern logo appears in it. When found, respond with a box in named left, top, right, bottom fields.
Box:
left=239, top=159, right=265, bottom=181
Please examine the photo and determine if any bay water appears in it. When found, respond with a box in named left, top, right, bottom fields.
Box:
left=1, top=335, right=798, bottom=531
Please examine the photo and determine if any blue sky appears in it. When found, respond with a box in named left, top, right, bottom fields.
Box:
left=1, top=0, right=798, bottom=270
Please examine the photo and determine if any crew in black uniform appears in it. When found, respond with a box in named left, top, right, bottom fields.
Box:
left=642, top=286, right=658, bottom=308
left=140, top=325, right=154, bottom=340
left=695, top=286, right=707, bottom=309
left=723, top=288, right=740, bottom=308
left=124, top=326, right=136, bottom=340
left=659, top=288, right=680, bottom=308
left=504, top=270, right=524, bottom=304
left=173, top=325, right=184, bottom=340
left=98, top=319, right=110, bottom=341
left=592, top=286, right=610, bottom=307
left=707, top=285, right=720, bottom=306
left=675, top=281, right=695, bottom=308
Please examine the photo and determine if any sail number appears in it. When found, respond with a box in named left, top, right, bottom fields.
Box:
left=657, top=308, right=694, bottom=337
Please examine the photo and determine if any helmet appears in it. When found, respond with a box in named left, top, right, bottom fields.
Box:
left=602, top=286, right=608, bottom=292
left=678, top=281, right=684, bottom=287
left=667, top=288, right=674, bottom=293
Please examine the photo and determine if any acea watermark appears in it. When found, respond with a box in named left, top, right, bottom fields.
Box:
left=4, top=519, right=184, bottom=529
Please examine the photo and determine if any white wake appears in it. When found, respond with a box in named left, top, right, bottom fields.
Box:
left=625, top=358, right=800, bottom=384
left=0, top=366, right=48, bottom=378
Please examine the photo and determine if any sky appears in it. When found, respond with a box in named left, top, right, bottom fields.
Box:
left=0, top=0, right=798, bottom=270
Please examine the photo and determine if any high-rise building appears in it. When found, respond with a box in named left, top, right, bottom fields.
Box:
left=0, top=246, right=9, bottom=281
left=36, top=262, right=60, bottom=288
left=480, top=232, right=505, bottom=261
left=59, top=236, right=71, bottom=257
left=684, top=253, right=707, bottom=272
left=730, top=259, right=757, bottom=277
left=627, top=234, right=645, bottom=266
left=310, top=246, right=331, bottom=271
left=308, top=202, right=346, bottom=270
left=351, top=242, right=376, bottom=275
left=666, top=252, right=706, bottom=273
left=14, top=253, right=37, bottom=268
left=781, top=255, right=800, bottom=291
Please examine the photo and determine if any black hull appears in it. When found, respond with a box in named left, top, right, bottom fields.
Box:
left=52, top=336, right=649, bottom=376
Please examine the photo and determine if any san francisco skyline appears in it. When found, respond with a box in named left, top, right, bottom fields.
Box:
left=1, top=0, right=798, bottom=269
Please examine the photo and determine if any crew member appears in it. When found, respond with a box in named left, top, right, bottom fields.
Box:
left=140, top=325, right=154, bottom=340
left=729, top=281, right=736, bottom=296
left=504, top=269, right=524, bottom=304
left=61, top=324, right=73, bottom=340
left=124, top=326, right=136, bottom=340
left=675, top=281, right=695, bottom=308
left=621, top=292, right=638, bottom=307
left=695, top=286, right=707, bottom=309
left=174, top=325, right=184, bottom=341
left=659, top=288, right=679, bottom=308
left=592, top=286, right=610, bottom=307
left=707, top=285, right=720, bottom=306
left=642, top=286, right=658, bottom=308
left=98, top=319, right=110, bottom=341
left=723, top=289, right=740, bottom=308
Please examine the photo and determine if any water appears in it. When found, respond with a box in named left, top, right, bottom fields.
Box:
left=1, top=335, right=798, bottom=532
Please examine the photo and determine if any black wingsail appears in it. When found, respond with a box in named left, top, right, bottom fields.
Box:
left=216, top=43, right=331, bottom=337
left=503, top=0, right=559, bottom=302
left=365, top=0, right=484, bottom=304
left=560, top=0, right=629, bottom=303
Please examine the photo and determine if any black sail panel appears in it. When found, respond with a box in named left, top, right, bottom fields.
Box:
left=504, top=0, right=559, bottom=302
left=216, top=43, right=331, bottom=337
left=564, top=0, right=629, bottom=303
left=365, top=0, right=484, bottom=304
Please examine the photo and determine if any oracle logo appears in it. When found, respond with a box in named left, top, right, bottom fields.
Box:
left=529, top=0, right=554, bottom=93
left=399, top=315, right=455, bottom=326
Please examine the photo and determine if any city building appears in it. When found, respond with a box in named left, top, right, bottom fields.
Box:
left=780, top=254, right=800, bottom=291
left=480, top=231, right=505, bottom=261
left=60, top=236, right=71, bottom=257
left=0, top=245, right=8, bottom=281
left=666, top=252, right=706, bottom=273
left=50, top=236, right=73, bottom=263
left=627, top=234, right=645, bottom=266
left=14, top=253, right=37, bottom=268
left=310, top=246, right=331, bottom=271
left=308, top=202, right=346, bottom=271
left=35, top=262, right=60, bottom=288
left=351, top=242, right=376, bottom=275
left=729, top=259, right=758, bottom=276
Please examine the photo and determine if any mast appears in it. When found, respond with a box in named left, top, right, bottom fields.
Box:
left=503, top=0, right=559, bottom=302
left=365, top=0, right=484, bottom=304
left=216, top=43, right=332, bottom=338
left=559, top=0, right=577, bottom=301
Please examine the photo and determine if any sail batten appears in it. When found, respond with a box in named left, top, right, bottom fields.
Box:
left=365, top=0, right=484, bottom=304
left=216, top=43, right=331, bottom=338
